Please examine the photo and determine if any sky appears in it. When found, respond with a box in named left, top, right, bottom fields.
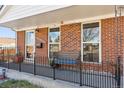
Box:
left=0, top=26, right=15, bottom=38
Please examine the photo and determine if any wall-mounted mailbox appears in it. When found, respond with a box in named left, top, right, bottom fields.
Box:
left=36, top=37, right=46, bottom=48
left=36, top=43, right=44, bottom=48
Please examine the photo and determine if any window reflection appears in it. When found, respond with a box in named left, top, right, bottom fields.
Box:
left=49, top=44, right=59, bottom=58
left=49, top=32, right=60, bottom=43
left=26, top=31, right=34, bottom=59
left=26, top=32, right=34, bottom=45
left=83, top=27, right=99, bottom=42
left=83, top=43, right=99, bottom=62
left=83, top=22, right=100, bottom=62
left=26, top=46, right=33, bottom=58
left=49, top=28, right=60, bottom=43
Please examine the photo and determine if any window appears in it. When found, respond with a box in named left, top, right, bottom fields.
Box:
left=49, top=27, right=60, bottom=58
left=82, top=22, right=101, bottom=63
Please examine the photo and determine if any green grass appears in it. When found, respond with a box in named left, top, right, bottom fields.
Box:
left=0, top=80, right=40, bottom=88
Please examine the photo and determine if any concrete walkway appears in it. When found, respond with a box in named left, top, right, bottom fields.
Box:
left=0, top=67, right=88, bottom=88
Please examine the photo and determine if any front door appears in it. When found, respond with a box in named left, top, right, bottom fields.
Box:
left=25, top=30, right=35, bottom=60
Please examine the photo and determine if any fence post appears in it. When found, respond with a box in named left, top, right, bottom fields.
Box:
left=117, top=56, right=121, bottom=88
left=53, top=67, right=56, bottom=80
left=7, top=58, right=9, bottom=69
left=53, top=57, right=56, bottom=80
left=7, top=49, right=9, bottom=69
left=3, top=48, right=4, bottom=63
left=17, top=54, right=22, bottom=72
left=79, top=59, right=82, bottom=86
left=34, top=56, right=36, bottom=75
left=19, top=61, right=21, bottom=72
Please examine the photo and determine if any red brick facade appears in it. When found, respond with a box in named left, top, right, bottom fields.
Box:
left=35, top=27, right=48, bottom=57
left=61, top=23, right=81, bottom=52
left=102, top=18, right=117, bottom=63
left=17, top=31, right=25, bottom=56
left=101, top=17, right=124, bottom=64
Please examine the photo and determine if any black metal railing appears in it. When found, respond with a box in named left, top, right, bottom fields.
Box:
left=0, top=48, right=123, bottom=88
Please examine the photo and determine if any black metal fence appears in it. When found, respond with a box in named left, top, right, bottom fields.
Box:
left=0, top=53, right=123, bottom=88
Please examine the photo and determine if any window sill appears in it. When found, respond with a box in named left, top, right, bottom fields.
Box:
left=82, top=61, right=102, bottom=64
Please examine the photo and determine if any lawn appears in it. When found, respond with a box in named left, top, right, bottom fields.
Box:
left=0, top=80, right=40, bottom=88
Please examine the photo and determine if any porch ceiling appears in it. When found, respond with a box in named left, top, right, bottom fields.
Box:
left=0, top=5, right=119, bottom=31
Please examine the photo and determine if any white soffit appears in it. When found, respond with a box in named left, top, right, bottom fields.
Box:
left=0, top=5, right=117, bottom=30
left=0, top=5, right=71, bottom=23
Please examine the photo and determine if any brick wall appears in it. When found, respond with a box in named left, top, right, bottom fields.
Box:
left=0, top=49, right=16, bottom=55
left=119, top=17, right=124, bottom=62
left=101, top=18, right=117, bottom=63
left=101, top=16, right=124, bottom=64
left=61, top=23, right=81, bottom=52
left=35, top=27, right=48, bottom=57
left=17, top=31, right=25, bottom=56
left=0, top=49, right=16, bottom=61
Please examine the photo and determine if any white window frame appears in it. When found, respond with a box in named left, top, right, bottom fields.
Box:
left=81, top=20, right=102, bottom=63
left=25, top=30, right=35, bottom=60
left=48, top=27, right=61, bottom=57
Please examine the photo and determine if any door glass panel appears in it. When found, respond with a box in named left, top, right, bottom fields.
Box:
left=26, top=31, right=34, bottom=59
left=26, top=46, right=34, bottom=58
left=26, top=32, right=34, bottom=45
left=49, top=44, right=59, bottom=58
left=49, top=28, right=60, bottom=43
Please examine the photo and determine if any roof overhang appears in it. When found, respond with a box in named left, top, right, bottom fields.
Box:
left=0, top=5, right=12, bottom=18
left=0, top=5, right=124, bottom=31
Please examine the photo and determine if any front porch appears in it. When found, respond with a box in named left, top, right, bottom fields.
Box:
left=0, top=5, right=124, bottom=88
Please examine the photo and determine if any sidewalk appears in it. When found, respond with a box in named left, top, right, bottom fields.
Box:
left=0, top=67, right=88, bottom=88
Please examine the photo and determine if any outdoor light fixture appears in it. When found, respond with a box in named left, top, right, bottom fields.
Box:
left=35, top=28, right=40, bottom=33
